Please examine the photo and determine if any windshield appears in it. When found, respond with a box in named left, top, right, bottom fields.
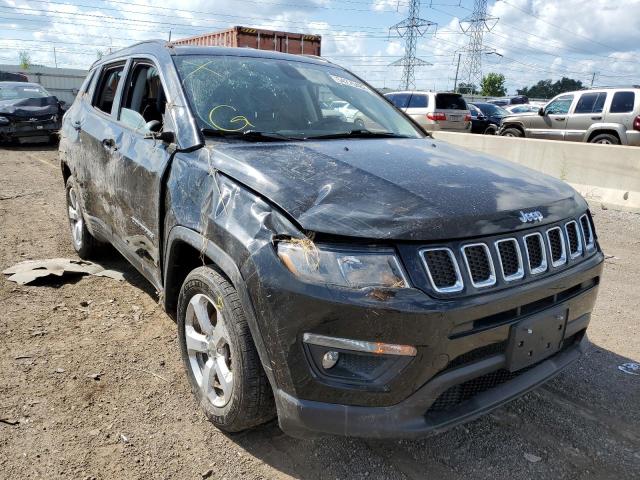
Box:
left=174, top=55, right=423, bottom=140
left=0, top=84, right=51, bottom=101
left=477, top=103, right=509, bottom=117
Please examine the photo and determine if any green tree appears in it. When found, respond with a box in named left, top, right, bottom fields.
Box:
left=457, top=82, right=478, bottom=94
left=480, top=73, right=507, bottom=97
left=18, top=51, right=31, bottom=70
left=517, top=77, right=584, bottom=99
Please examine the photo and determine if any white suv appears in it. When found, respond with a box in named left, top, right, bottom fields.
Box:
left=499, top=87, right=640, bottom=146
left=385, top=91, right=471, bottom=132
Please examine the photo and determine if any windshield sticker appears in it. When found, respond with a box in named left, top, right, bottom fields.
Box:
left=329, top=75, right=369, bottom=92
left=208, top=104, right=254, bottom=132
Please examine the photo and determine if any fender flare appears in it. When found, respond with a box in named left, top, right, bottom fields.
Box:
left=163, top=225, right=277, bottom=388
left=584, top=123, right=627, bottom=144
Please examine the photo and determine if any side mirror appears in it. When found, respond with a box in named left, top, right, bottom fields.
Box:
left=538, top=107, right=545, bottom=116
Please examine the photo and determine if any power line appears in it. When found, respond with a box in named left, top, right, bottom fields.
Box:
left=389, top=0, right=437, bottom=90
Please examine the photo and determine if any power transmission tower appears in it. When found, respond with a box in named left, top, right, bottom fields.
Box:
left=389, top=0, right=437, bottom=90
left=459, top=0, right=498, bottom=89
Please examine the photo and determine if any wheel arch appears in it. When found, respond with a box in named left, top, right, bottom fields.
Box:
left=163, top=225, right=277, bottom=388
left=586, top=126, right=624, bottom=144
left=500, top=122, right=525, bottom=136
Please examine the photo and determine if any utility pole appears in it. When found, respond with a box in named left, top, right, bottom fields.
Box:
left=453, top=53, right=461, bottom=92
left=591, top=72, right=597, bottom=87
left=459, top=0, right=498, bottom=89
left=53, top=47, right=58, bottom=68
left=389, top=0, right=437, bottom=90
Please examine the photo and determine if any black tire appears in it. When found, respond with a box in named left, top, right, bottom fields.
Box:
left=65, top=177, right=99, bottom=259
left=177, top=266, right=275, bottom=432
left=483, top=125, right=498, bottom=135
left=500, top=127, right=523, bottom=138
left=589, top=133, right=619, bottom=145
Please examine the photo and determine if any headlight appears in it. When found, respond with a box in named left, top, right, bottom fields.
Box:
left=277, top=241, right=409, bottom=289
left=0, top=116, right=9, bottom=125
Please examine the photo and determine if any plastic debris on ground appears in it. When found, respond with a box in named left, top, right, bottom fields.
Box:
left=2, top=258, right=124, bottom=285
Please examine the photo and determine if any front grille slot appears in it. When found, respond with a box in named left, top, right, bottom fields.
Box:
left=580, top=214, right=595, bottom=250
left=524, top=233, right=547, bottom=274
left=565, top=221, right=582, bottom=258
left=420, top=248, right=463, bottom=293
left=462, top=243, right=496, bottom=288
left=495, top=238, right=523, bottom=281
left=546, top=227, right=566, bottom=267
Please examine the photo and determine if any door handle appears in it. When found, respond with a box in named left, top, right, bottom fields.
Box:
left=554, top=117, right=566, bottom=121
left=591, top=116, right=602, bottom=120
left=102, top=138, right=117, bottom=151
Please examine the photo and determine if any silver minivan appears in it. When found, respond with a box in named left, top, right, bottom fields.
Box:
left=385, top=91, right=471, bottom=132
left=500, top=87, right=640, bottom=146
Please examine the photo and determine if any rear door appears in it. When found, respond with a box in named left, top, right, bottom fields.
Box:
left=528, top=94, right=574, bottom=140
left=76, top=61, right=127, bottom=238
left=108, top=59, right=174, bottom=287
left=565, top=91, right=607, bottom=141
left=405, top=93, right=430, bottom=128
left=434, top=93, right=469, bottom=131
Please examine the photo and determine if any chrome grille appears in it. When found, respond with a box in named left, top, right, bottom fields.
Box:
left=419, top=215, right=597, bottom=296
left=524, top=232, right=547, bottom=274
left=565, top=221, right=582, bottom=258
left=546, top=227, right=566, bottom=267
left=462, top=243, right=496, bottom=288
left=495, top=238, right=524, bottom=281
left=420, top=248, right=463, bottom=293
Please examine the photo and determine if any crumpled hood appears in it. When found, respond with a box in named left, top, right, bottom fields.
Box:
left=0, top=96, right=59, bottom=117
left=209, top=138, right=586, bottom=241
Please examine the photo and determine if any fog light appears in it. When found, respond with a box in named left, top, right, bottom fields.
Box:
left=322, top=351, right=339, bottom=369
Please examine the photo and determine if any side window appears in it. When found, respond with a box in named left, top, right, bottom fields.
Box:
left=545, top=95, right=573, bottom=115
left=93, top=64, right=125, bottom=114
left=386, top=93, right=410, bottom=109
left=610, top=91, right=635, bottom=113
left=575, top=92, right=607, bottom=114
left=408, top=94, right=428, bottom=108
left=120, top=63, right=167, bottom=133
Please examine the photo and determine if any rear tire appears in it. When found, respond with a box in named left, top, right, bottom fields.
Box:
left=177, top=266, right=275, bottom=432
left=589, top=133, right=619, bottom=145
left=501, top=127, right=523, bottom=137
left=65, top=177, right=99, bottom=259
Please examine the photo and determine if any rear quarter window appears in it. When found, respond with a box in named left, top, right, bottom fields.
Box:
left=435, top=94, right=467, bottom=110
left=408, top=94, right=428, bottom=108
left=609, top=91, right=635, bottom=113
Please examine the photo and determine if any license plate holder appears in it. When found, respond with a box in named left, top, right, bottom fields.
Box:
left=448, top=115, right=461, bottom=121
left=506, top=306, right=568, bottom=372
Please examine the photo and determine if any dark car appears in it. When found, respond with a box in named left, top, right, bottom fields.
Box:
left=489, top=95, right=529, bottom=107
left=59, top=41, right=604, bottom=439
left=0, top=82, right=63, bottom=144
left=469, top=102, right=510, bottom=134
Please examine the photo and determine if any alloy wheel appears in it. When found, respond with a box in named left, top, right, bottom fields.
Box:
left=67, top=186, right=83, bottom=249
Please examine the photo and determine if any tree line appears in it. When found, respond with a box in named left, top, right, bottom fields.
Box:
left=457, top=74, right=585, bottom=99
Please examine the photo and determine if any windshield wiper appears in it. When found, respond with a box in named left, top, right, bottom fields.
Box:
left=304, top=129, right=411, bottom=140
left=202, top=128, right=298, bottom=142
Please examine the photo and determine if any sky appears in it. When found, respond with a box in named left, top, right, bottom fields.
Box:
left=1, top=0, right=639, bottom=94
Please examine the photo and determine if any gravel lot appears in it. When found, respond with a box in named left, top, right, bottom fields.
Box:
left=0, top=145, right=638, bottom=480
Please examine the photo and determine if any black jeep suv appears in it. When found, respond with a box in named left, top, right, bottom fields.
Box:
left=59, top=41, right=603, bottom=439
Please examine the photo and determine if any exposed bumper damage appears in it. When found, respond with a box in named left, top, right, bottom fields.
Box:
left=0, top=96, right=61, bottom=142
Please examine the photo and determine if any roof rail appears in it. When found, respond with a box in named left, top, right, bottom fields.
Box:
left=588, top=85, right=640, bottom=89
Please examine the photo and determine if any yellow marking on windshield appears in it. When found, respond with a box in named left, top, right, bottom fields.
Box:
left=207, top=104, right=254, bottom=132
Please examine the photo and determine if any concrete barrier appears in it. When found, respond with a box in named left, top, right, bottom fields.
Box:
left=432, top=131, right=640, bottom=213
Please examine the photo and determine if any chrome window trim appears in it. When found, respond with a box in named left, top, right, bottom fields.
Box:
left=461, top=243, right=496, bottom=288
left=580, top=214, right=595, bottom=250
left=494, top=238, right=524, bottom=282
left=419, top=247, right=464, bottom=293
left=546, top=226, right=567, bottom=267
left=564, top=221, right=583, bottom=259
left=523, top=232, right=548, bottom=275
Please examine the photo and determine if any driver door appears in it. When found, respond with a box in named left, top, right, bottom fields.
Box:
left=528, top=94, right=574, bottom=140
left=108, top=60, right=174, bottom=288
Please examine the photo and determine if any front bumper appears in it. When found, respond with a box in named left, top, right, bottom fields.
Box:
left=0, top=120, right=60, bottom=141
left=242, top=242, right=603, bottom=438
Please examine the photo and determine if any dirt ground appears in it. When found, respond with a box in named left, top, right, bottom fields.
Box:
left=0, top=145, right=638, bottom=480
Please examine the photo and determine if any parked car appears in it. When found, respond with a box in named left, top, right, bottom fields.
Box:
left=60, top=41, right=604, bottom=439
left=0, top=82, right=64, bottom=144
left=385, top=90, right=471, bottom=132
left=0, top=71, right=28, bottom=82
left=469, top=102, right=509, bottom=134
left=500, top=87, right=640, bottom=145
left=488, top=95, right=529, bottom=107
left=504, top=104, right=541, bottom=114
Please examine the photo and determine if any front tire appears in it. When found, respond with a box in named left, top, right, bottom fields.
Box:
left=65, top=177, right=98, bottom=259
left=177, top=266, right=275, bottom=432
left=501, top=127, right=523, bottom=137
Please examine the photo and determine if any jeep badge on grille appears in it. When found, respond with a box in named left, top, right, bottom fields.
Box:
left=519, top=210, right=544, bottom=223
